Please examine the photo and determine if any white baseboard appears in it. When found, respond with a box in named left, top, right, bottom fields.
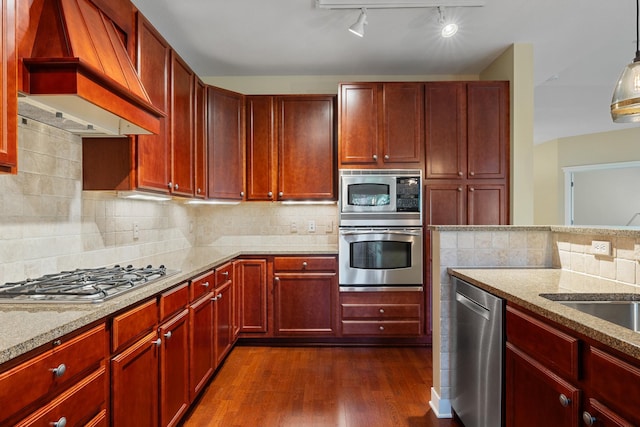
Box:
left=429, top=387, right=452, bottom=418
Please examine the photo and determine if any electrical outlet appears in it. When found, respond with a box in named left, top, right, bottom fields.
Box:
left=290, top=222, right=297, bottom=233
left=308, top=220, right=316, bottom=233
left=591, top=240, right=611, bottom=256
left=133, top=222, right=140, bottom=240
left=326, top=220, right=333, bottom=233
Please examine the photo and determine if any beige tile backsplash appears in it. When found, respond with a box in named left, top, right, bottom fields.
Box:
left=0, top=119, right=337, bottom=284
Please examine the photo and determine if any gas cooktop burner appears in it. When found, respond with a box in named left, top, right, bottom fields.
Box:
left=0, top=265, right=175, bottom=303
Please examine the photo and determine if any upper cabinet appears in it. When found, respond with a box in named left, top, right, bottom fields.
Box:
left=339, top=83, right=423, bottom=169
left=246, top=95, right=336, bottom=201
left=194, top=78, right=207, bottom=199
left=207, top=86, right=245, bottom=200
left=0, top=0, right=17, bottom=174
left=170, top=51, right=195, bottom=197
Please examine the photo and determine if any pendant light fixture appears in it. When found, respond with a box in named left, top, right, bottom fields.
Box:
left=611, top=0, right=640, bottom=123
left=349, top=8, right=368, bottom=37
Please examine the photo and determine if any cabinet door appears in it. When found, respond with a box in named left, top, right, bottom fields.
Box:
left=339, top=83, right=379, bottom=166
left=583, top=398, right=634, bottom=427
left=382, top=83, right=423, bottom=165
left=467, top=81, right=509, bottom=180
left=274, top=273, right=337, bottom=336
left=278, top=95, right=336, bottom=200
left=235, top=259, right=268, bottom=334
left=111, top=331, right=159, bottom=427
left=135, top=13, right=170, bottom=193
left=0, top=0, right=16, bottom=174
left=189, top=294, right=214, bottom=402
left=246, top=96, right=276, bottom=201
left=425, top=183, right=465, bottom=225
left=214, top=281, right=233, bottom=366
left=505, top=344, right=580, bottom=427
left=467, top=184, right=507, bottom=225
left=207, top=86, right=244, bottom=200
left=194, top=78, right=207, bottom=198
left=170, top=53, right=194, bottom=197
left=159, top=309, right=189, bottom=427
left=425, top=82, right=466, bottom=179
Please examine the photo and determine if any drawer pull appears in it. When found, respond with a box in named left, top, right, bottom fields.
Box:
left=50, top=363, right=66, bottom=378
left=582, top=412, right=596, bottom=426
left=52, top=339, right=61, bottom=347
left=152, top=338, right=162, bottom=347
left=302, top=262, right=308, bottom=269
left=559, top=394, right=571, bottom=407
left=379, top=308, right=385, bottom=314
left=164, top=331, right=172, bottom=339
left=379, top=326, right=385, bottom=331
left=50, top=416, right=67, bottom=427
left=222, top=271, right=229, bottom=277
left=202, top=281, right=210, bottom=288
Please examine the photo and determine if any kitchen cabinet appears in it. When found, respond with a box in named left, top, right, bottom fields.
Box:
left=0, top=324, right=107, bottom=426
left=208, top=86, right=245, bottom=200
left=273, top=256, right=337, bottom=336
left=235, top=258, right=269, bottom=335
left=214, top=263, right=234, bottom=365
left=194, top=78, right=207, bottom=198
left=340, top=291, right=422, bottom=337
left=425, top=183, right=507, bottom=225
left=169, top=52, right=195, bottom=197
left=0, top=0, right=17, bottom=174
left=338, top=82, right=423, bottom=169
left=246, top=95, right=336, bottom=201
left=189, top=271, right=215, bottom=401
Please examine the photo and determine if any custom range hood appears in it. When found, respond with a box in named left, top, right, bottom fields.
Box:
left=18, top=0, right=163, bottom=135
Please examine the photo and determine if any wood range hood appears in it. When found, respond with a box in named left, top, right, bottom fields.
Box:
left=18, top=0, right=164, bottom=136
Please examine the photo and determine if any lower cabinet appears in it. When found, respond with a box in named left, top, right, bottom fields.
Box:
left=235, top=258, right=268, bottom=335
left=214, top=262, right=234, bottom=365
left=189, top=272, right=215, bottom=402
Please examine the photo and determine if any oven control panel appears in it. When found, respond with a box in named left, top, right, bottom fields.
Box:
left=396, top=177, right=420, bottom=212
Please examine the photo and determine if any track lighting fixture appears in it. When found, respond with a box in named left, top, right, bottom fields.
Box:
left=349, top=8, right=368, bottom=37
left=438, top=6, right=458, bottom=38
left=611, top=0, right=640, bottom=122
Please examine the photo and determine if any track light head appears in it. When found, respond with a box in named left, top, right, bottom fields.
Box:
left=349, top=8, right=368, bottom=37
left=438, top=6, right=458, bottom=37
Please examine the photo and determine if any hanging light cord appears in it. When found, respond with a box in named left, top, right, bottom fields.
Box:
left=635, top=0, right=640, bottom=62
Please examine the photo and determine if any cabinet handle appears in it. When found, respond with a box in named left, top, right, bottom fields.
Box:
left=302, top=261, right=307, bottom=269
left=52, top=339, right=61, bottom=347
left=274, top=277, right=280, bottom=284
left=211, top=295, right=219, bottom=301
left=50, top=416, right=67, bottom=427
left=379, top=326, right=385, bottom=331
left=50, top=363, right=66, bottom=378
left=202, top=281, right=210, bottom=288
left=222, top=271, right=229, bottom=277
left=469, top=171, right=475, bottom=176
left=152, top=338, right=162, bottom=347
left=379, top=308, right=385, bottom=314
left=457, top=187, right=462, bottom=192
left=216, top=293, right=222, bottom=300
left=167, top=181, right=172, bottom=189
left=164, top=331, right=172, bottom=339
left=268, top=191, right=273, bottom=198
left=384, top=154, right=389, bottom=160
left=197, top=188, right=202, bottom=194
left=458, top=171, right=463, bottom=176
left=469, top=187, right=475, bottom=192
left=240, top=191, right=245, bottom=197
left=278, top=191, right=283, bottom=197
left=582, top=411, right=596, bottom=426
left=558, top=394, right=571, bottom=407
left=174, top=183, right=179, bottom=190
left=372, top=154, right=378, bottom=161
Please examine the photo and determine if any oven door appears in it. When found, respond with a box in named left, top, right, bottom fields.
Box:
left=339, top=227, right=423, bottom=291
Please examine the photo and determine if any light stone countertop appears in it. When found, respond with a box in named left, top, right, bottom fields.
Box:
left=0, top=245, right=337, bottom=365
left=449, top=268, right=640, bottom=360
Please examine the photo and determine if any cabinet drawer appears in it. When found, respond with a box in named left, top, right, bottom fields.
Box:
left=112, top=298, right=158, bottom=353
left=15, top=367, right=107, bottom=427
left=160, top=282, right=189, bottom=320
left=0, top=324, right=107, bottom=423
left=506, top=305, right=579, bottom=380
left=341, top=320, right=421, bottom=336
left=191, top=271, right=214, bottom=301
left=274, top=256, right=336, bottom=272
left=588, top=347, right=640, bottom=424
left=215, top=263, right=233, bottom=286
left=341, top=303, right=420, bottom=319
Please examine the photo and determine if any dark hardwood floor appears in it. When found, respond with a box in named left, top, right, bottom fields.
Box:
left=181, top=346, right=463, bottom=427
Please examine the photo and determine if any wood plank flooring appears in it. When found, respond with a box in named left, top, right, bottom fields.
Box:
left=181, top=346, right=463, bottom=427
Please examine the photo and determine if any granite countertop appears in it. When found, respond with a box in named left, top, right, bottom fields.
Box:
left=449, top=268, right=640, bottom=360
left=0, top=245, right=337, bottom=365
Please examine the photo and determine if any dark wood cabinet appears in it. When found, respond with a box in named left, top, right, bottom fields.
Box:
left=235, top=258, right=269, bottom=335
left=246, top=95, right=336, bottom=201
left=214, top=263, right=234, bottom=365
left=207, top=86, right=244, bottom=200
left=273, top=256, right=337, bottom=336
left=0, top=0, right=17, bottom=174
left=194, top=78, right=207, bottom=198
left=426, top=183, right=507, bottom=225
left=339, top=82, right=423, bottom=168
left=169, top=52, right=195, bottom=197
left=189, top=272, right=215, bottom=401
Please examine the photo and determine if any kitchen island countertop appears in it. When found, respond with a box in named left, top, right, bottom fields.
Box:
left=0, top=245, right=337, bottom=365
left=449, top=268, right=640, bottom=360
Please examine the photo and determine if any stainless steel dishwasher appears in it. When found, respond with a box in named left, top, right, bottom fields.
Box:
left=451, top=277, right=504, bottom=427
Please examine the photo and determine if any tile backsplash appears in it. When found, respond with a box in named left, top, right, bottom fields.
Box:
left=0, top=119, right=337, bottom=284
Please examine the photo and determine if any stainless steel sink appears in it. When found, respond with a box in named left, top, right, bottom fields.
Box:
left=542, top=296, right=640, bottom=332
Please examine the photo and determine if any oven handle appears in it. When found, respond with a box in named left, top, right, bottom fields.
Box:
left=339, top=229, right=422, bottom=236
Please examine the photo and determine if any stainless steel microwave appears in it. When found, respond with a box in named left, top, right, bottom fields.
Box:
left=339, top=169, right=422, bottom=226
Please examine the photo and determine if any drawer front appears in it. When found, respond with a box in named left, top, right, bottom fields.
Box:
left=215, top=262, right=233, bottom=287
left=341, top=320, right=421, bottom=336
left=0, top=324, right=107, bottom=423
left=159, top=282, right=189, bottom=321
left=274, top=256, right=337, bottom=273
left=15, top=367, right=107, bottom=427
left=588, top=347, right=640, bottom=424
left=341, top=303, right=420, bottom=319
left=112, top=298, right=158, bottom=353
left=191, top=271, right=214, bottom=302
left=506, top=305, right=579, bottom=380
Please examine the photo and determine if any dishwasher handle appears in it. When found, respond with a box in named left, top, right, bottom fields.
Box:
left=456, top=291, right=490, bottom=321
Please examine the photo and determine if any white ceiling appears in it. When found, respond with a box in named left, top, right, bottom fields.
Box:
left=130, top=0, right=640, bottom=144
